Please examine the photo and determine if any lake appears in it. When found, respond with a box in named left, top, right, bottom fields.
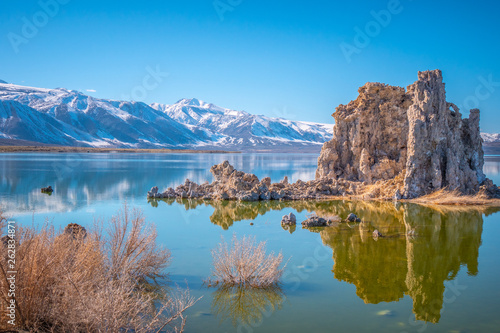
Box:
left=1, top=153, right=500, bottom=333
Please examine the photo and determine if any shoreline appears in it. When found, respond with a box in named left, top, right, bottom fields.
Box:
left=0, top=145, right=241, bottom=154
left=0, top=145, right=498, bottom=156
left=148, top=194, right=500, bottom=207
left=0, top=144, right=497, bottom=156
left=147, top=161, right=500, bottom=207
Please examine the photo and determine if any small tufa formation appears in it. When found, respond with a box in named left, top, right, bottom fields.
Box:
left=148, top=161, right=352, bottom=201
left=41, top=185, right=53, bottom=193
left=316, top=70, right=493, bottom=199
left=281, top=212, right=296, bottom=226
left=301, top=214, right=341, bottom=227
left=301, top=215, right=327, bottom=227
left=346, top=213, right=361, bottom=223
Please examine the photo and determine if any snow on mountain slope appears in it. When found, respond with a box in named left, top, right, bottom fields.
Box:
left=482, top=133, right=500, bottom=143
left=0, top=82, right=333, bottom=151
left=0, top=83, right=203, bottom=148
left=151, top=98, right=333, bottom=149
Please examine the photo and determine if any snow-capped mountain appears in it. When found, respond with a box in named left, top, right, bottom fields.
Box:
left=0, top=82, right=333, bottom=151
left=482, top=133, right=500, bottom=143
left=0, top=83, right=202, bottom=147
left=151, top=98, right=333, bottom=150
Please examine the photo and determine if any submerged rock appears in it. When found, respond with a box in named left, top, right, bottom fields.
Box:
left=346, top=213, right=361, bottom=222
left=301, top=215, right=327, bottom=227
left=324, top=215, right=342, bottom=225
left=376, top=310, right=395, bottom=317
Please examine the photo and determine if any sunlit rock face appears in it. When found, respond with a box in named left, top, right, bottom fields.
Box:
left=316, top=70, right=487, bottom=198
left=316, top=83, right=411, bottom=184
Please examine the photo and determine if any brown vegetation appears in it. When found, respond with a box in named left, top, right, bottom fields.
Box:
left=207, top=235, right=286, bottom=288
left=409, top=188, right=500, bottom=206
left=0, top=204, right=199, bottom=332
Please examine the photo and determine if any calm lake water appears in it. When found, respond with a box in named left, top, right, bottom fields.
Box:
left=1, top=153, right=500, bottom=333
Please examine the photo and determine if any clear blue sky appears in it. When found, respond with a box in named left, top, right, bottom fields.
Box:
left=1, top=0, right=499, bottom=132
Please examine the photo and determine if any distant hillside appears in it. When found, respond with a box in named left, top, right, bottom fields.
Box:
left=0, top=82, right=333, bottom=152
left=484, top=142, right=500, bottom=155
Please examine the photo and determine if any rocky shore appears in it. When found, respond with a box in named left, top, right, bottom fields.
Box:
left=148, top=70, right=500, bottom=202
left=147, top=158, right=499, bottom=202
left=147, top=160, right=353, bottom=201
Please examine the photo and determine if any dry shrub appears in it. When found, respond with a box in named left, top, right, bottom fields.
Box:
left=208, top=235, right=286, bottom=288
left=0, top=204, right=199, bottom=332
left=411, top=188, right=500, bottom=206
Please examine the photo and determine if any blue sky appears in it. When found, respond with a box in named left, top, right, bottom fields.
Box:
left=1, top=0, right=499, bottom=132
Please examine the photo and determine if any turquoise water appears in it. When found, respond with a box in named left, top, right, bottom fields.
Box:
left=1, top=153, right=500, bottom=332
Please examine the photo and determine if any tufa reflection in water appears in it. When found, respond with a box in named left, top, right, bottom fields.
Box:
left=151, top=198, right=500, bottom=324
left=149, top=198, right=340, bottom=229
left=318, top=201, right=496, bottom=324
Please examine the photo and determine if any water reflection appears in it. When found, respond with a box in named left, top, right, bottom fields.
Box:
left=320, top=202, right=494, bottom=323
left=0, top=153, right=318, bottom=215
left=484, top=156, right=500, bottom=185
left=150, top=198, right=336, bottom=229
left=157, top=198, right=500, bottom=324
left=2, top=153, right=498, bottom=217
left=210, top=285, right=285, bottom=327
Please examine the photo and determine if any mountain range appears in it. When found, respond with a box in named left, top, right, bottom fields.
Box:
left=481, top=133, right=500, bottom=143
left=0, top=80, right=498, bottom=152
left=0, top=81, right=332, bottom=152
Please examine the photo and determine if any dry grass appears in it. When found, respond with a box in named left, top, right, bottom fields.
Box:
left=410, top=188, right=500, bottom=206
left=355, top=172, right=406, bottom=200
left=207, top=235, right=286, bottom=288
left=0, top=204, right=199, bottom=332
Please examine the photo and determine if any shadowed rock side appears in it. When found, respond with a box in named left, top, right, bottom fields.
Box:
left=316, top=69, right=496, bottom=199
left=319, top=202, right=486, bottom=323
